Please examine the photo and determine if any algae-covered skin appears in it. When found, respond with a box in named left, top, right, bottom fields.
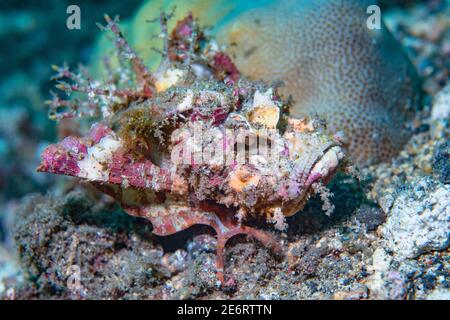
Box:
left=93, top=0, right=420, bottom=166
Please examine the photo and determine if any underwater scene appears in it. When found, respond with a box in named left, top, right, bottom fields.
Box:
left=0, top=0, right=448, bottom=300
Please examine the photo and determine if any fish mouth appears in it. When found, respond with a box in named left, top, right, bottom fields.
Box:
left=281, top=145, right=345, bottom=218
left=306, top=145, right=345, bottom=187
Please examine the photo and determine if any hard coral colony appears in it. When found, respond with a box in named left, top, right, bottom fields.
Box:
left=215, top=0, right=421, bottom=166
left=38, top=13, right=349, bottom=284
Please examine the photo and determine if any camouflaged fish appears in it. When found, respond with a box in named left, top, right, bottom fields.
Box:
left=38, top=14, right=348, bottom=284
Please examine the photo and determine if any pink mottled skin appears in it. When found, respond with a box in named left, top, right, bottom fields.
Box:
left=38, top=123, right=111, bottom=177
left=39, top=144, right=81, bottom=176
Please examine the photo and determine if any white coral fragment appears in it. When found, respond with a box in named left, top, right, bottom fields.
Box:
left=155, top=68, right=184, bottom=92
left=247, top=89, right=280, bottom=129
left=78, top=134, right=122, bottom=181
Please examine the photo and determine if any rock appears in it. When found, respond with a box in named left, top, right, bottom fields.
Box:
left=380, top=177, right=450, bottom=259
left=365, top=247, right=408, bottom=300
left=354, top=204, right=387, bottom=232
left=432, top=141, right=449, bottom=184
left=11, top=192, right=169, bottom=299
